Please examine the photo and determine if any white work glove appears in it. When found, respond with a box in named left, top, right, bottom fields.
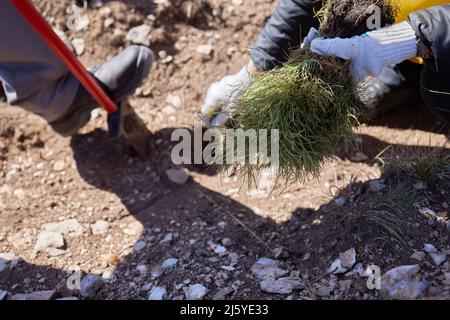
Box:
left=302, top=27, right=320, bottom=48
left=200, top=66, right=252, bottom=127
left=310, top=22, right=418, bottom=81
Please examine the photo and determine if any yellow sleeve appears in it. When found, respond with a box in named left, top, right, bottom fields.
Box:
left=396, top=0, right=450, bottom=22
left=395, top=0, right=450, bottom=63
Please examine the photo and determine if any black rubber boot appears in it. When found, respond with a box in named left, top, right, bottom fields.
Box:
left=49, top=45, right=154, bottom=137
left=358, top=62, right=422, bottom=121
left=0, top=83, right=5, bottom=102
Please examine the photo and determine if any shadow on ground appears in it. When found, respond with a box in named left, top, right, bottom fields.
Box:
left=367, top=103, right=450, bottom=135
left=1, top=116, right=448, bottom=299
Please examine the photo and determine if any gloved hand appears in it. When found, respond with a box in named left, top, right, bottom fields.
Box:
left=200, top=64, right=253, bottom=127
left=310, top=22, right=418, bottom=81
left=302, top=27, right=320, bottom=48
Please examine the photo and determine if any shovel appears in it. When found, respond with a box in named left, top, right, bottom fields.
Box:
left=11, top=0, right=152, bottom=158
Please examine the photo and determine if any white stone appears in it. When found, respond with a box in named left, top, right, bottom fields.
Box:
left=222, top=238, right=233, bottom=247
left=196, top=44, right=214, bottom=56
left=346, top=263, right=365, bottom=277
left=411, top=251, right=426, bottom=262
left=159, top=233, right=173, bottom=247
left=11, top=290, right=55, bottom=300
left=430, top=252, right=447, bottom=266
left=162, top=105, right=176, bottom=115
left=102, top=270, right=115, bottom=282
left=0, top=252, right=18, bottom=266
left=6, top=168, right=21, bottom=181
left=8, top=229, right=33, bottom=249
left=251, top=258, right=289, bottom=281
left=386, top=280, right=428, bottom=300
left=47, top=248, right=66, bottom=257
left=104, top=18, right=115, bottom=28
left=91, top=220, right=109, bottom=235
left=74, top=15, right=90, bottom=32
left=166, top=169, right=190, bottom=185
left=13, top=189, right=25, bottom=199
left=161, top=258, right=178, bottom=269
left=133, top=241, right=147, bottom=252
left=72, top=38, right=85, bottom=56
left=184, top=284, right=208, bottom=300
left=34, top=231, right=64, bottom=253
left=53, top=160, right=66, bottom=171
left=166, top=94, right=182, bottom=108
left=221, top=266, right=235, bottom=272
left=0, top=185, right=11, bottom=194
left=123, top=221, right=143, bottom=236
left=340, top=248, right=357, bottom=269
left=327, top=258, right=348, bottom=275
left=314, top=280, right=337, bottom=297
left=99, top=6, right=112, bottom=16
left=126, top=24, right=151, bottom=46
left=80, top=275, right=104, bottom=298
left=136, top=264, right=148, bottom=275
left=424, top=244, right=437, bottom=253
left=43, top=219, right=84, bottom=237
left=419, top=208, right=438, bottom=217
left=151, top=265, right=164, bottom=278
left=382, top=265, right=420, bottom=285
left=260, top=277, right=304, bottom=294
left=213, top=244, right=227, bottom=256
left=148, top=286, right=167, bottom=300
left=381, top=265, right=424, bottom=299
left=334, top=196, right=346, bottom=207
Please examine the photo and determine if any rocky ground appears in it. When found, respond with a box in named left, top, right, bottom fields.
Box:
left=0, top=0, right=449, bottom=300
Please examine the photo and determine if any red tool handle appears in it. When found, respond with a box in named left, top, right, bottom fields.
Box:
left=10, top=0, right=117, bottom=114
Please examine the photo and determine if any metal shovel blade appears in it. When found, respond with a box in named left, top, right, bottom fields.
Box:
left=119, top=100, right=152, bottom=158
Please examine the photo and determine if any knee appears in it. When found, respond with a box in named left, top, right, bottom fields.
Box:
left=421, top=68, right=450, bottom=123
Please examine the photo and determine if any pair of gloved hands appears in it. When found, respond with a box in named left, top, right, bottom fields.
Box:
left=201, top=21, right=419, bottom=127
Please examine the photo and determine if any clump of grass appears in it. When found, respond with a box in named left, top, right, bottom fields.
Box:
left=351, top=144, right=450, bottom=253
left=336, top=182, right=414, bottom=254
left=363, top=187, right=413, bottom=252
left=381, top=145, right=450, bottom=187
left=226, top=51, right=360, bottom=185
left=220, top=0, right=397, bottom=187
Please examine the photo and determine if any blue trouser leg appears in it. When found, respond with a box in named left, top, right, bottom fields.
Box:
left=0, top=1, right=79, bottom=122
